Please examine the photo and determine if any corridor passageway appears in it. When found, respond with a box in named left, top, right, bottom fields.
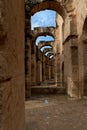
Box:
left=1, top=0, right=87, bottom=130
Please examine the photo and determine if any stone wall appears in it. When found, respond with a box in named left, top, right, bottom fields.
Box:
left=0, top=0, right=25, bottom=130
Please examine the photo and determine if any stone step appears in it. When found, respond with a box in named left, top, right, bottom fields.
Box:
left=31, top=85, right=66, bottom=94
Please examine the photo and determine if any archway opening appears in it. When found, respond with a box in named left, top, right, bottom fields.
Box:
left=36, top=35, right=54, bottom=46
left=40, top=45, right=52, bottom=52
left=25, top=0, right=65, bottom=98
left=31, top=9, right=56, bottom=30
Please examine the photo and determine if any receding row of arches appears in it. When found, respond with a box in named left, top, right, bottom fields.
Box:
left=1, top=0, right=87, bottom=130
left=25, top=0, right=87, bottom=98
left=25, top=6, right=64, bottom=97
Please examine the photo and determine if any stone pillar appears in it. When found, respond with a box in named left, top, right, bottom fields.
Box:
left=78, top=19, right=87, bottom=97
left=0, top=0, right=25, bottom=129
left=31, top=43, right=36, bottom=86
left=70, top=45, right=79, bottom=98
left=0, top=54, right=11, bottom=130
left=39, top=50, right=43, bottom=83
left=48, top=59, right=51, bottom=80
left=39, top=51, right=43, bottom=82
left=0, top=0, right=25, bottom=130
left=42, top=55, right=46, bottom=81
left=51, top=59, right=55, bottom=80
left=64, top=39, right=81, bottom=98
left=36, top=60, right=42, bottom=84
left=55, top=46, right=63, bottom=87
left=54, top=52, right=62, bottom=87
left=36, top=47, right=42, bottom=85
left=54, top=53, right=58, bottom=86
left=45, top=57, right=49, bottom=80
left=57, top=53, right=62, bottom=86
left=55, top=14, right=63, bottom=87
left=25, top=39, right=31, bottom=98
left=78, top=37, right=87, bottom=97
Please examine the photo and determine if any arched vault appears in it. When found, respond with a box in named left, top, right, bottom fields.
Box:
left=33, top=27, right=55, bottom=42
left=28, top=0, right=67, bottom=20
left=45, top=51, right=54, bottom=57
left=38, top=41, right=54, bottom=50
left=43, top=47, right=53, bottom=54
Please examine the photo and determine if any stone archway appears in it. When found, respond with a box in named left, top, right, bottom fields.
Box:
left=38, top=42, right=53, bottom=50
left=33, top=28, right=55, bottom=39
left=25, top=0, right=67, bottom=90
left=27, top=0, right=67, bottom=20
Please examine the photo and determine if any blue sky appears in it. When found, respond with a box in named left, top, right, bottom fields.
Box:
left=31, top=10, right=56, bottom=30
left=36, top=35, right=54, bottom=46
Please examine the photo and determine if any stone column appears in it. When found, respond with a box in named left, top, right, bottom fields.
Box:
left=36, top=47, right=42, bottom=85
left=70, top=45, right=79, bottom=98
left=68, top=14, right=81, bottom=98
left=48, top=59, right=51, bottom=80
left=78, top=37, right=87, bottom=97
left=64, top=39, right=81, bottom=98
left=39, top=51, right=43, bottom=83
left=50, top=59, right=55, bottom=80
left=54, top=53, right=58, bottom=86
left=36, top=60, right=42, bottom=84
left=42, top=55, right=46, bottom=81
left=0, top=0, right=25, bottom=130
left=45, top=57, right=49, bottom=80
left=31, top=43, right=36, bottom=86
left=55, top=14, right=63, bottom=87
left=25, top=38, right=31, bottom=98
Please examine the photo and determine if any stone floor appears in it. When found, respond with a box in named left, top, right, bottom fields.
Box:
left=25, top=94, right=87, bottom=130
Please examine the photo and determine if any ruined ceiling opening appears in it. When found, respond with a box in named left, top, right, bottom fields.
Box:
left=29, top=0, right=66, bottom=19
left=36, top=35, right=54, bottom=46
left=31, top=9, right=56, bottom=30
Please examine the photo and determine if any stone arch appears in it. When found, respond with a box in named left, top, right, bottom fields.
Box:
left=35, top=34, right=54, bottom=44
left=40, top=44, right=52, bottom=50
left=47, top=53, right=54, bottom=58
left=30, top=0, right=67, bottom=20
left=45, top=51, right=54, bottom=57
left=49, top=54, right=54, bottom=59
left=38, top=42, right=54, bottom=50
left=34, top=31, right=55, bottom=45
left=42, top=47, right=53, bottom=54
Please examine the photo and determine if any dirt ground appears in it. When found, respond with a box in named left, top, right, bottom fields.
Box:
left=25, top=94, right=87, bottom=130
